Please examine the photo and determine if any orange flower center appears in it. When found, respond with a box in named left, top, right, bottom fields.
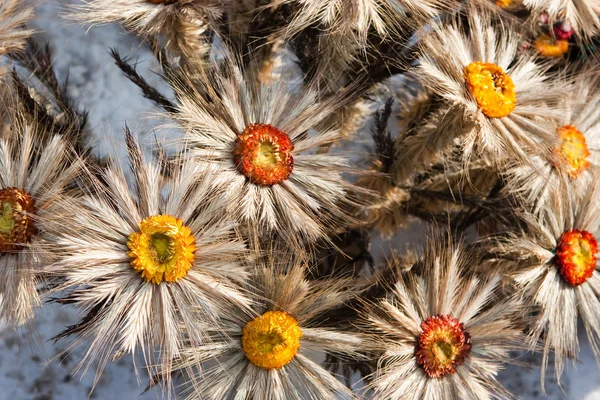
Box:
left=233, top=124, right=294, bottom=186
left=242, top=311, right=302, bottom=370
left=416, top=315, right=471, bottom=378
left=534, top=34, right=569, bottom=58
left=553, top=125, right=590, bottom=179
left=0, top=187, right=37, bottom=252
left=555, top=230, right=598, bottom=286
left=495, top=0, right=514, bottom=7
left=127, top=215, right=196, bottom=284
left=465, top=62, right=516, bottom=118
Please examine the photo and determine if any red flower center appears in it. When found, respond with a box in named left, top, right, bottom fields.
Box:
left=416, top=315, right=471, bottom=378
left=233, top=124, right=294, bottom=186
left=555, top=229, right=598, bottom=286
left=0, top=187, right=37, bottom=252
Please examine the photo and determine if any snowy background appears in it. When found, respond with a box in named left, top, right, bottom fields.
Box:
left=1, top=1, right=599, bottom=398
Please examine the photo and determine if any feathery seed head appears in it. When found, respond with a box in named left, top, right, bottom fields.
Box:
left=555, top=229, right=598, bottom=286
left=233, top=124, right=294, bottom=186
left=535, top=34, right=569, bottom=57
left=0, top=187, right=36, bottom=252
left=416, top=315, right=472, bottom=378
left=553, top=125, right=590, bottom=178
left=127, top=215, right=196, bottom=284
left=242, top=310, right=302, bottom=370
left=465, top=61, right=516, bottom=118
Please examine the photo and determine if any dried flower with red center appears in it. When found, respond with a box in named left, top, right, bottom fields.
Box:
left=555, top=229, right=598, bottom=286
left=233, top=124, right=294, bottom=186
left=416, top=315, right=472, bottom=378
left=553, top=125, right=590, bottom=178
left=0, top=187, right=37, bottom=252
left=464, top=61, right=516, bottom=118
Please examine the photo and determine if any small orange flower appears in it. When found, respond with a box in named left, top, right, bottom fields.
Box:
left=416, top=315, right=471, bottom=378
left=233, top=124, right=294, bottom=186
left=535, top=34, right=569, bottom=57
left=495, top=0, right=514, bottom=7
left=242, top=311, right=302, bottom=370
left=553, top=125, right=590, bottom=179
left=0, top=187, right=37, bottom=252
left=127, top=215, right=196, bottom=284
left=555, top=230, right=598, bottom=286
left=465, top=62, right=516, bottom=118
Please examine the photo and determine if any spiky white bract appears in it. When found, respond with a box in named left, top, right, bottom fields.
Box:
left=69, top=0, right=225, bottom=35
left=501, top=74, right=600, bottom=215
left=522, top=0, right=600, bottom=39
left=362, top=234, right=524, bottom=400
left=0, top=0, right=33, bottom=58
left=45, top=131, right=248, bottom=390
left=174, top=54, right=366, bottom=245
left=489, top=173, right=600, bottom=386
left=172, top=254, right=363, bottom=400
left=410, top=7, right=562, bottom=175
left=0, top=120, right=81, bottom=326
left=281, top=0, right=448, bottom=43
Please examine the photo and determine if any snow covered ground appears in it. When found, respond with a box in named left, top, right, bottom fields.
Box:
left=0, top=0, right=599, bottom=398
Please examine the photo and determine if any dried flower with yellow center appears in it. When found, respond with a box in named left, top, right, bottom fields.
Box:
left=416, top=315, right=472, bottom=378
left=127, top=215, right=196, bottom=284
left=534, top=34, right=569, bottom=58
left=233, top=124, right=294, bottom=186
left=555, top=230, right=598, bottom=286
left=465, top=61, right=516, bottom=118
left=552, top=125, right=590, bottom=179
left=0, top=187, right=37, bottom=252
left=241, top=311, right=302, bottom=370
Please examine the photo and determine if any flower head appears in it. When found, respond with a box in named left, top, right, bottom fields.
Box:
left=500, top=73, right=600, bottom=215
left=46, top=130, right=248, bottom=389
left=412, top=6, right=562, bottom=166
left=170, top=253, right=363, bottom=400
left=0, top=120, right=81, bottom=326
left=173, top=52, right=368, bottom=245
left=522, top=0, right=600, bottom=39
left=361, top=233, right=524, bottom=399
left=489, top=173, right=600, bottom=383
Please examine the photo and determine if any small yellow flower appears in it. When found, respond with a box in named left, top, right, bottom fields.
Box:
left=465, top=61, right=516, bottom=118
left=127, top=215, right=196, bottom=284
left=495, top=0, right=514, bottom=7
left=242, top=311, right=302, bottom=370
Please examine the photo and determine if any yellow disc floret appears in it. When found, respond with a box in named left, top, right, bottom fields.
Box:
left=495, top=0, right=514, bottom=7
left=242, top=311, right=302, bottom=370
left=127, top=215, right=196, bottom=284
left=553, top=125, right=590, bottom=179
left=0, top=187, right=37, bottom=252
left=465, top=61, right=517, bottom=118
left=535, top=34, right=569, bottom=58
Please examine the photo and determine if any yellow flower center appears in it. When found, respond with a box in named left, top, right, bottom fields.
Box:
left=416, top=315, right=471, bottom=378
left=465, top=61, right=516, bottom=118
left=241, top=311, right=302, bottom=370
left=0, top=187, right=37, bottom=252
left=553, top=125, right=590, bottom=179
left=555, top=230, right=598, bottom=286
left=127, top=215, right=196, bottom=284
left=495, top=0, right=514, bottom=7
left=535, top=34, right=569, bottom=58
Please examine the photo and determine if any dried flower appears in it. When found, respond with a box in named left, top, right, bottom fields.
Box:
left=171, top=253, right=364, bottom=400
left=522, top=0, right=600, bottom=39
left=45, top=130, right=248, bottom=390
left=489, top=172, right=600, bottom=385
left=412, top=7, right=562, bottom=165
left=174, top=54, right=368, bottom=245
left=501, top=74, right=600, bottom=215
left=0, top=120, right=81, bottom=326
left=361, top=233, right=525, bottom=399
